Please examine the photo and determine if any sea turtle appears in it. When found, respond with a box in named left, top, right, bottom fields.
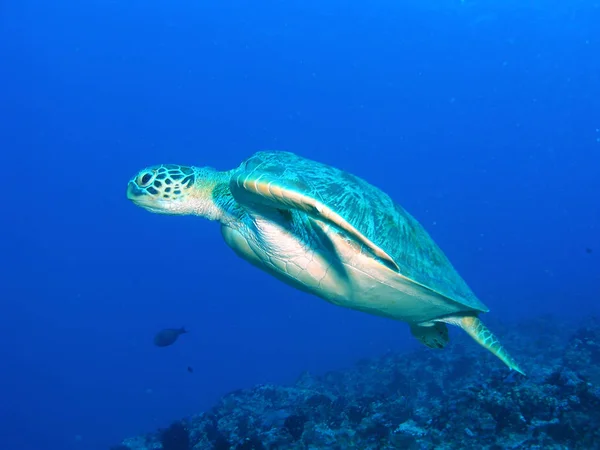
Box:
left=127, top=151, right=524, bottom=375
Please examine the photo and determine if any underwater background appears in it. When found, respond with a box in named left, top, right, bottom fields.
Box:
left=1, top=1, right=599, bottom=449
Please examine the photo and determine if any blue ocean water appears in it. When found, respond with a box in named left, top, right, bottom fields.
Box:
left=1, top=1, right=598, bottom=449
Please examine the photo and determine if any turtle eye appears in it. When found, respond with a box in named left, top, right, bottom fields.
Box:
left=137, top=171, right=154, bottom=187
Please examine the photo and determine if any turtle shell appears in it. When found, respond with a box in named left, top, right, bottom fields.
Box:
left=230, top=151, right=489, bottom=313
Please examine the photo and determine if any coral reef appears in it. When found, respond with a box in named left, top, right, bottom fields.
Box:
left=115, top=315, right=600, bottom=449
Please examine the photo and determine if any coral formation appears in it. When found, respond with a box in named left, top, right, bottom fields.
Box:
left=115, top=315, right=600, bottom=449
left=159, top=421, right=191, bottom=450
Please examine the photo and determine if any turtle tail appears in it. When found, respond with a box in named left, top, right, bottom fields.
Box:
left=445, top=315, right=525, bottom=375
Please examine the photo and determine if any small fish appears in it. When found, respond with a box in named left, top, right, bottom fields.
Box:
left=586, top=247, right=592, bottom=254
left=153, top=327, right=187, bottom=347
left=187, top=366, right=193, bottom=373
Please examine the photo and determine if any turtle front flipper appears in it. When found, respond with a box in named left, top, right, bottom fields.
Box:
left=229, top=151, right=401, bottom=273
left=410, top=323, right=449, bottom=349
left=443, top=316, right=525, bottom=375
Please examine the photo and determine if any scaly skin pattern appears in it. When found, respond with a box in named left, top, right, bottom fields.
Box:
left=127, top=164, right=239, bottom=220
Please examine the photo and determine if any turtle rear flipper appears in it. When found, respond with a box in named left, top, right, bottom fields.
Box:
left=442, top=315, right=526, bottom=376
left=410, top=322, right=449, bottom=349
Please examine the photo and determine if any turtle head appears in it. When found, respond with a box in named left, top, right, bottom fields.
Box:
left=127, top=164, right=227, bottom=220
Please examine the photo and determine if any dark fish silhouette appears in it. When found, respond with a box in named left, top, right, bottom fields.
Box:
left=153, top=327, right=187, bottom=347
left=187, top=366, right=193, bottom=373
left=586, top=247, right=593, bottom=254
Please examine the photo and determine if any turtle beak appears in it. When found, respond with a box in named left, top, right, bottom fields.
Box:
left=126, top=180, right=176, bottom=215
left=127, top=181, right=145, bottom=202
left=126, top=181, right=157, bottom=210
